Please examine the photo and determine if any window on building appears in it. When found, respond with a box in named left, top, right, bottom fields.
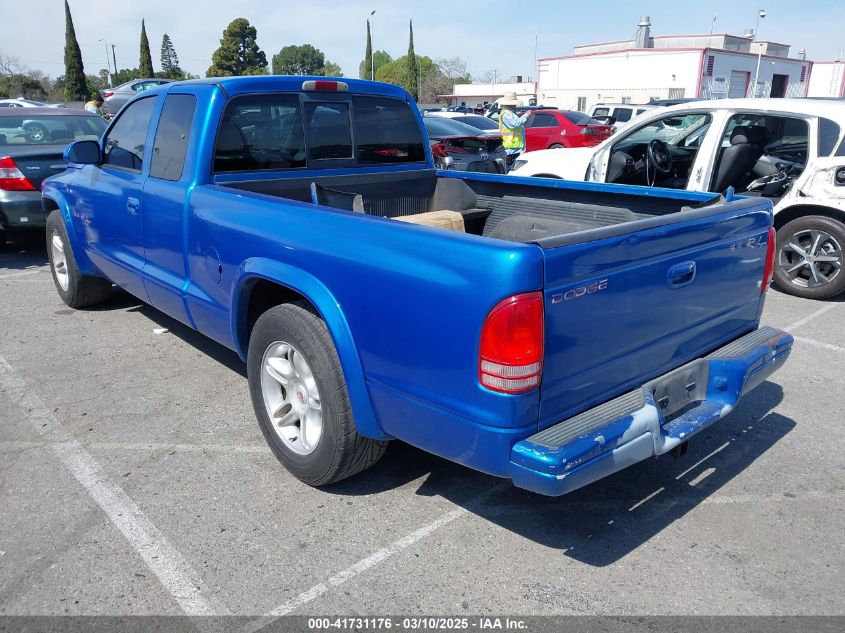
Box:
left=621, top=96, right=632, bottom=104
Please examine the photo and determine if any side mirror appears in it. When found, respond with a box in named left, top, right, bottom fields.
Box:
left=64, top=140, right=100, bottom=165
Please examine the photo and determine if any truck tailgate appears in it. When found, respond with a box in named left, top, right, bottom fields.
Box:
left=538, top=198, right=773, bottom=431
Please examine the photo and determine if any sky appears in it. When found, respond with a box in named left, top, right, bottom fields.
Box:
left=1, top=0, right=843, bottom=83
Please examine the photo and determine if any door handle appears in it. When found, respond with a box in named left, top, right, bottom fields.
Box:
left=127, top=197, right=140, bottom=215
left=668, top=261, right=696, bottom=288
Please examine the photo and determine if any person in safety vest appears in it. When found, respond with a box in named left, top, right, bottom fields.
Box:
left=498, top=91, right=528, bottom=169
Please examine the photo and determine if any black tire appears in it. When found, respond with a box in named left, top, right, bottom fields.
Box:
left=24, top=122, right=48, bottom=143
left=548, top=143, right=564, bottom=149
left=247, top=302, right=388, bottom=486
left=773, top=215, right=845, bottom=300
left=46, top=210, right=112, bottom=308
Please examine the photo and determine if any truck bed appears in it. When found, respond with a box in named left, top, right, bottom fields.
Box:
left=219, top=168, right=715, bottom=244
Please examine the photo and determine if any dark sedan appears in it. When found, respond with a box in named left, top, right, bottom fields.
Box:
left=0, top=108, right=107, bottom=246
left=422, top=117, right=507, bottom=174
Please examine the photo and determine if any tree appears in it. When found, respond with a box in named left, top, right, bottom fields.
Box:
left=418, top=57, right=471, bottom=104
left=406, top=20, right=418, bottom=100
left=139, top=19, right=154, bottom=77
left=63, top=0, right=88, bottom=100
left=111, top=67, right=143, bottom=85
left=323, top=61, right=343, bottom=78
left=271, top=44, right=324, bottom=76
left=376, top=54, right=436, bottom=94
left=160, top=33, right=183, bottom=79
left=358, top=50, right=391, bottom=81
left=207, top=18, right=267, bottom=77
left=362, top=20, right=372, bottom=80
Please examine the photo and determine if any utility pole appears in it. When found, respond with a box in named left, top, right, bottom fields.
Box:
left=752, top=8, right=767, bottom=97
left=111, top=44, right=118, bottom=77
left=98, top=38, right=112, bottom=86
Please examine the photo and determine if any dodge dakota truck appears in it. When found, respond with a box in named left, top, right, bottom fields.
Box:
left=41, top=76, right=793, bottom=496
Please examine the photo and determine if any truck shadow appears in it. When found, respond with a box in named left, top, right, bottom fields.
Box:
left=328, top=380, right=793, bottom=566
left=0, top=231, right=48, bottom=270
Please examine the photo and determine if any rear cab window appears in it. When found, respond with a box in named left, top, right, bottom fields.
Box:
left=213, top=93, right=426, bottom=173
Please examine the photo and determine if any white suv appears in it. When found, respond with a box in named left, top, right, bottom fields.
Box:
left=511, top=98, right=845, bottom=299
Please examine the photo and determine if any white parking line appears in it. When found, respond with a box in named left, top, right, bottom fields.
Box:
left=793, top=335, right=845, bottom=355
left=0, top=269, right=45, bottom=280
left=0, top=356, right=230, bottom=623
left=783, top=303, right=841, bottom=332
left=243, top=485, right=506, bottom=632
left=0, top=439, right=269, bottom=454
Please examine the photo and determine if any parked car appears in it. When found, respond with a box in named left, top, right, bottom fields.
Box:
left=103, top=78, right=173, bottom=113
left=422, top=116, right=507, bottom=173
left=0, top=98, right=65, bottom=109
left=42, top=76, right=792, bottom=497
left=0, top=107, right=106, bottom=246
left=588, top=102, right=655, bottom=131
left=523, top=109, right=612, bottom=151
left=510, top=98, right=845, bottom=299
left=424, top=111, right=500, bottom=132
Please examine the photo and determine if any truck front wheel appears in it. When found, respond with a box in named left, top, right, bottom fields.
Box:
left=247, top=302, right=388, bottom=486
left=773, top=215, right=845, bottom=299
left=46, top=210, right=112, bottom=308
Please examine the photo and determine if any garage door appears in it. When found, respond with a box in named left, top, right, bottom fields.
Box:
left=729, top=71, right=749, bottom=98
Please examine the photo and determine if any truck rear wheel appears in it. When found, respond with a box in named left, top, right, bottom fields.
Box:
left=247, top=302, right=388, bottom=486
left=46, top=210, right=112, bottom=308
left=773, top=215, right=845, bottom=299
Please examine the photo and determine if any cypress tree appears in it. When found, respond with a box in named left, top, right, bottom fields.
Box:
left=139, top=19, right=154, bottom=77
left=63, top=0, right=88, bottom=100
left=363, top=20, right=373, bottom=80
left=406, top=20, right=418, bottom=100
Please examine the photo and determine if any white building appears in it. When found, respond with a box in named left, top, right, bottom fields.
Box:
left=807, top=61, right=845, bottom=98
left=438, top=79, right=536, bottom=109
left=537, top=17, right=813, bottom=111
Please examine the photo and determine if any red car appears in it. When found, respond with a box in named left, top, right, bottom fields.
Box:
left=523, top=109, right=612, bottom=151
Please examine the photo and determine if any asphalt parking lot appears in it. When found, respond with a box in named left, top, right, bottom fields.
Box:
left=1, top=233, right=843, bottom=620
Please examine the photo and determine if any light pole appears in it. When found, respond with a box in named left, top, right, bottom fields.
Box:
left=752, top=8, right=767, bottom=97
left=98, top=38, right=112, bottom=86
left=370, top=10, right=376, bottom=81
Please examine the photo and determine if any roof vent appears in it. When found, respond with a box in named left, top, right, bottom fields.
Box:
left=636, top=16, right=652, bottom=48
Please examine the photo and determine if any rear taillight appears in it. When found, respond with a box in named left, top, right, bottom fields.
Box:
left=762, top=226, right=776, bottom=294
left=431, top=142, right=448, bottom=158
left=102, top=91, right=114, bottom=98
left=0, top=156, right=36, bottom=191
left=479, top=292, right=544, bottom=394
left=579, top=127, right=599, bottom=135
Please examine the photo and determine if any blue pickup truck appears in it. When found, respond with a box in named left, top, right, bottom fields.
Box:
left=41, top=76, right=793, bottom=496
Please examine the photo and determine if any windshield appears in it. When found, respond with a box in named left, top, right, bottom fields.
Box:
left=0, top=115, right=107, bottom=145
left=625, top=113, right=712, bottom=146
left=423, top=117, right=486, bottom=137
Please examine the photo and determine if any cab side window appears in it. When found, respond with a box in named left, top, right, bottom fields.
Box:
left=102, top=96, right=156, bottom=172
left=150, top=94, right=196, bottom=181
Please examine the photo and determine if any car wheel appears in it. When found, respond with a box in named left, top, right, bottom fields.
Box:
left=46, top=210, right=113, bottom=308
left=548, top=143, right=564, bottom=149
left=0, top=229, right=6, bottom=250
left=773, top=215, right=845, bottom=299
left=24, top=122, right=48, bottom=143
left=248, top=302, right=388, bottom=486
